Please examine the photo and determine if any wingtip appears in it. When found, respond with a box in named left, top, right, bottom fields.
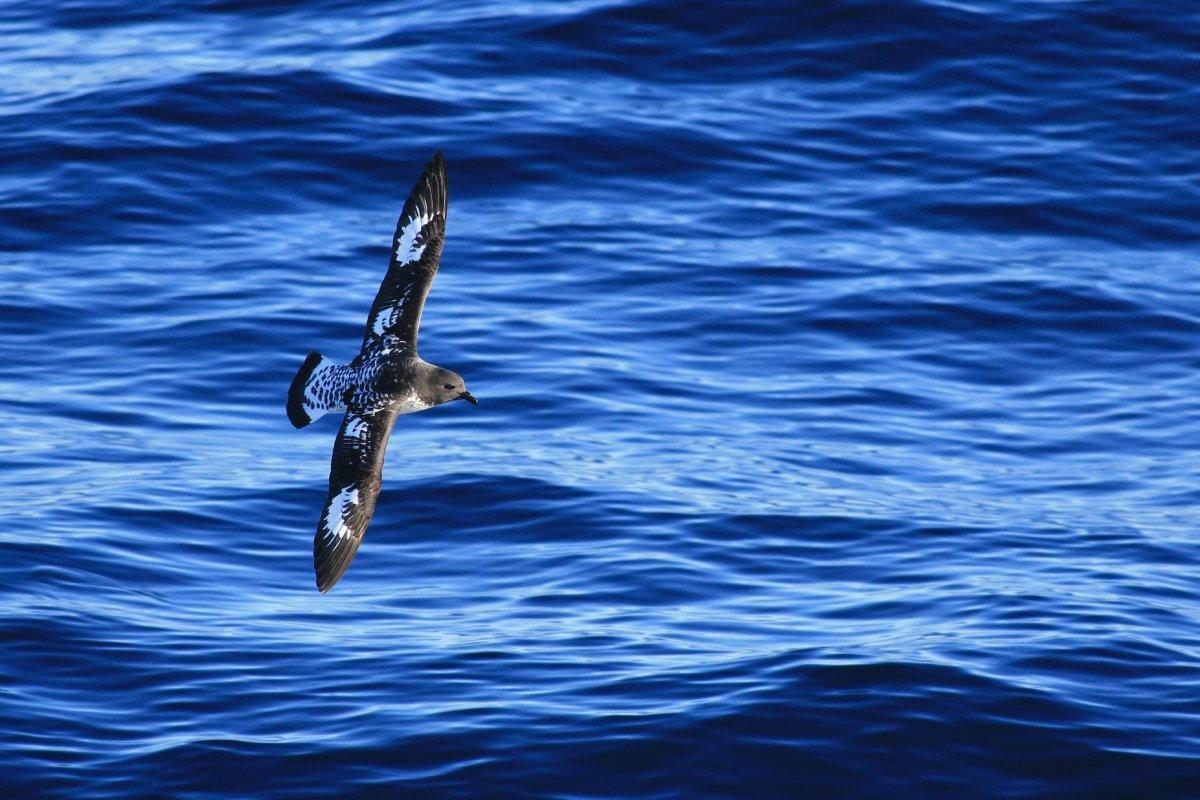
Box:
left=314, top=557, right=339, bottom=593
left=425, top=150, right=447, bottom=213
left=314, top=533, right=358, bottom=595
left=315, top=566, right=339, bottom=594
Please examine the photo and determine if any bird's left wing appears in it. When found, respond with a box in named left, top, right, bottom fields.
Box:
left=313, top=406, right=400, bottom=593
left=361, top=151, right=448, bottom=352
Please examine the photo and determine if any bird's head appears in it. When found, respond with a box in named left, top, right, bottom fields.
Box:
left=426, top=366, right=477, bottom=407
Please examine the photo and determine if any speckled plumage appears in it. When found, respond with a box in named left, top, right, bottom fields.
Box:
left=296, top=340, right=433, bottom=423
left=286, top=152, right=477, bottom=593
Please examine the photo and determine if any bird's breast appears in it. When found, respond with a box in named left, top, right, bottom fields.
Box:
left=395, top=394, right=432, bottom=415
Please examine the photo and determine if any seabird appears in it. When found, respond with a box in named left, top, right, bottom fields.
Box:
left=286, top=151, right=476, bottom=593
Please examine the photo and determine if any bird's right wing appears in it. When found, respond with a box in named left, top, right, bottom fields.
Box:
left=313, top=406, right=399, bottom=593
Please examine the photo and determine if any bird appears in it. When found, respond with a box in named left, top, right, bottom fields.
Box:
left=286, top=151, right=476, bottom=593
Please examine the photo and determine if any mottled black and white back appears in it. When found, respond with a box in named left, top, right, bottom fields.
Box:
left=286, top=152, right=477, bottom=593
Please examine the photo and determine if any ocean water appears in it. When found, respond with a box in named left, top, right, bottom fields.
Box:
left=2, top=1, right=1199, bottom=797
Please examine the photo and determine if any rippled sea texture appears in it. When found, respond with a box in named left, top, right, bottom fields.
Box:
left=2, top=1, right=1199, bottom=797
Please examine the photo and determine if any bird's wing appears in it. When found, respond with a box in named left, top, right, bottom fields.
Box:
left=313, top=406, right=399, bottom=593
left=361, top=151, right=448, bottom=352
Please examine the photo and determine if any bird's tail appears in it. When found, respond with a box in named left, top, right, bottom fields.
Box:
left=287, top=351, right=334, bottom=429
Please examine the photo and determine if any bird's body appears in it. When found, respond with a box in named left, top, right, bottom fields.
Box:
left=287, top=152, right=475, bottom=593
left=290, top=346, right=434, bottom=423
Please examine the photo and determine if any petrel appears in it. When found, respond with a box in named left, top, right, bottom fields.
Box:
left=286, top=151, right=476, bottom=593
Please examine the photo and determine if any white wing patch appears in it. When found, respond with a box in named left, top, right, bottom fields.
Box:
left=322, top=485, right=360, bottom=542
left=371, top=308, right=389, bottom=336
left=370, top=290, right=411, bottom=337
left=395, top=210, right=434, bottom=267
left=343, top=415, right=368, bottom=442
left=367, top=210, right=433, bottom=338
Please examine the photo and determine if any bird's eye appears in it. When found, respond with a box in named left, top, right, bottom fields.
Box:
left=444, top=384, right=454, bottom=390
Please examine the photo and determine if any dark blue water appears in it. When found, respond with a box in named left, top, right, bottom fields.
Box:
left=3, top=1, right=1199, bottom=797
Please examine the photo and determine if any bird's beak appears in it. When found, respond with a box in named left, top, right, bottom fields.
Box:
left=459, top=391, right=478, bottom=406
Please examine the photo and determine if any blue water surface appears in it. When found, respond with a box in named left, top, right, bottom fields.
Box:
left=2, top=1, right=1199, bottom=797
